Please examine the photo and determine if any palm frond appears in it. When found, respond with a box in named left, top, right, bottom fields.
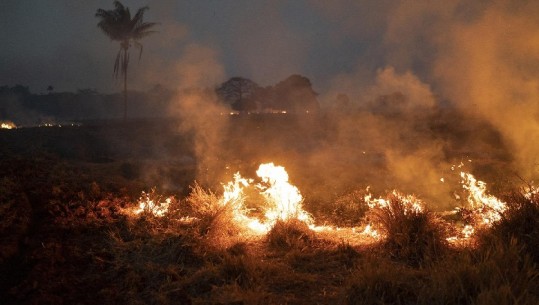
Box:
left=133, top=41, right=144, bottom=61
left=132, top=6, right=149, bottom=26
left=113, top=1, right=125, bottom=12
left=133, top=22, right=158, bottom=39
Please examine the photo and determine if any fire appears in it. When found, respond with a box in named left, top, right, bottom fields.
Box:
left=126, top=163, right=313, bottom=233
left=1, top=121, right=16, bottom=129
left=256, top=163, right=312, bottom=224
left=216, top=163, right=313, bottom=235
left=133, top=189, right=172, bottom=217
left=364, top=189, right=424, bottom=214
left=221, top=172, right=252, bottom=213
left=219, top=172, right=270, bottom=233
left=460, top=172, right=507, bottom=225
left=125, top=161, right=525, bottom=246
left=361, top=224, right=381, bottom=239
left=445, top=172, right=508, bottom=242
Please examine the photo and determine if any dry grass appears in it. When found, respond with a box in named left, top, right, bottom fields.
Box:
left=266, top=219, right=314, bottom=251
left=185, top=182, right=243, bottom=245
left=1, top=157, right=539, bottom=304
left=367, top=193, right=449, bottom=267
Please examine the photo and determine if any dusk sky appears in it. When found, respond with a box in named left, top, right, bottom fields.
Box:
left=1, top=1, right=539, bottom=107
left=1, top=0, right=401, bottom=96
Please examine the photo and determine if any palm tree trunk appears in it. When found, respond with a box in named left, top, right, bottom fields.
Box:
left=123, top=48, right=128, bottom=121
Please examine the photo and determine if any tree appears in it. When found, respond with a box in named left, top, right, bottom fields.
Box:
left=216, top=77, right=260, bottom=111
left=95, top=1, right=157, bottom=120
left=47, top=85, right=54, bottom=94
left=272, top=74, right=319, bottom=113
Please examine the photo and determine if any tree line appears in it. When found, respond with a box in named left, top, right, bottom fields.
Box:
left=0, top=72, right=321, bottom=125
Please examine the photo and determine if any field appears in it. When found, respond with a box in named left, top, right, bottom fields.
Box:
left=1, top=113, right=538, bottom=304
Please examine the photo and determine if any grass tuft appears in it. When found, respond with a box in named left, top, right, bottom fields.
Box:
left=266, top=219, right=314, bottom=251
left=186, top=183, right=242, bottom=243
left=368, top=193, right=448, bottom=266
left=480, top=190, right=539, bottom=264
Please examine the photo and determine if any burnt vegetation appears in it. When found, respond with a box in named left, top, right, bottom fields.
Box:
left=0, top=112, right=538, bottom=304
left=0, top=84, right=537, bottom=304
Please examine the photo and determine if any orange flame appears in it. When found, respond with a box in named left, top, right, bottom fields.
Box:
left=1, top=121, right=16, bottom=129
left=460, top=172, right=507, bottom=225
left=134, top=190, right=172, bottom=217
left=256, top=163, right=312, bottom=224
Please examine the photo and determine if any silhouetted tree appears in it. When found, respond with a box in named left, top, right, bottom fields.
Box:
left=77, top=88, right=99, bottom=96
left=216, top=77, right=260, bottom=111
left=10, top=85, right=31, bottom=97
left=272, top=74, right=319, bottom=113
left=47, top=85, right=54, bottom=94
left=96, top=1, right=157, bottom=120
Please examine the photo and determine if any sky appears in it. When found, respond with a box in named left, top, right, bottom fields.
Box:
left=0, top=0, right=389, bottom=95
left=3, top=0, right=539, bottom=193
left=1, top=1, right=539, bottom=105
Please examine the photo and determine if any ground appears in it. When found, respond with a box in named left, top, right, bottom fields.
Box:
left=0, top=115, right=537, bottom=304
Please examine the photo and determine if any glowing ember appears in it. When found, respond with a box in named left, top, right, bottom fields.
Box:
left=523, top=185, right=538, bottom=201
left=1, top=121, right=16, bottom=129
left=256, top=163, right=312, bottom=224
left=134, top=190, right=172, bottom=217
left=361, top=224, right=381, bottom=239
left=364, top=189, right=424, bottom=214
left=462, top=224, right=475, bottom=238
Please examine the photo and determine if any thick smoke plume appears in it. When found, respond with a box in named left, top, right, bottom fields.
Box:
left=433, top=2, right=539, bottom=179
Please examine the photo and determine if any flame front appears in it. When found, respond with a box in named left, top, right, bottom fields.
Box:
left=256, top=163, right=312, bottom=224
left=1, top=121, right=16, bottom=129
left=364, top=189, right=424, bottom=214
left=134, top=190, right=172, bottom=217
left=125, top=162, right=524, bottom=246
left=460, top=172, right=507, bottom=225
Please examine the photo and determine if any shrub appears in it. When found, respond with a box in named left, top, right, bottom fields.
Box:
left=185, top=183, right=242, bottom=243
left=478, top=190, right=539, bottom=264
left=421, top=238, right=539, bottom=305
left=344, top=258, right=422, bottom=305
left=368, top=193, right=448, bottom=266
left=331, top=189, right=370, bottom=227
left=266, top=219, right=314, bottom=251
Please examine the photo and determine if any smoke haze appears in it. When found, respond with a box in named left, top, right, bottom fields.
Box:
left=3, top=0, right=539, bottom=208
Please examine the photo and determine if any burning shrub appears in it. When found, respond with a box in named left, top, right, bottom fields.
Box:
left=367, top=192, right=448, bottom=266
left=186, top=183, right=243, bottom=239
left=134, top=187, right=173, bottom=217
left=266, top=219, right=314, bottom=250
left=477, top=190, right=539, bottom=264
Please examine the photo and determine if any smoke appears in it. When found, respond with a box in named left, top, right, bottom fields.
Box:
left=0, top=94, right=55, bottom=126
left=302, top=0, right=539, bottom=208
left=301, top=66, right=453, bottom=208
left=165, top=42, right=230, bottom=187
left=432, top=1, right=539, bottom=179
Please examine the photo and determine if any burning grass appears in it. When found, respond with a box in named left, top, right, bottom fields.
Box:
left=1, top=157, right=539, bottom=304
left=366, top=192, right=449, bottom=266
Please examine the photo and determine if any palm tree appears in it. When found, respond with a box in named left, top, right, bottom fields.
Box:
left=95, top=1, right=157, bottom=120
